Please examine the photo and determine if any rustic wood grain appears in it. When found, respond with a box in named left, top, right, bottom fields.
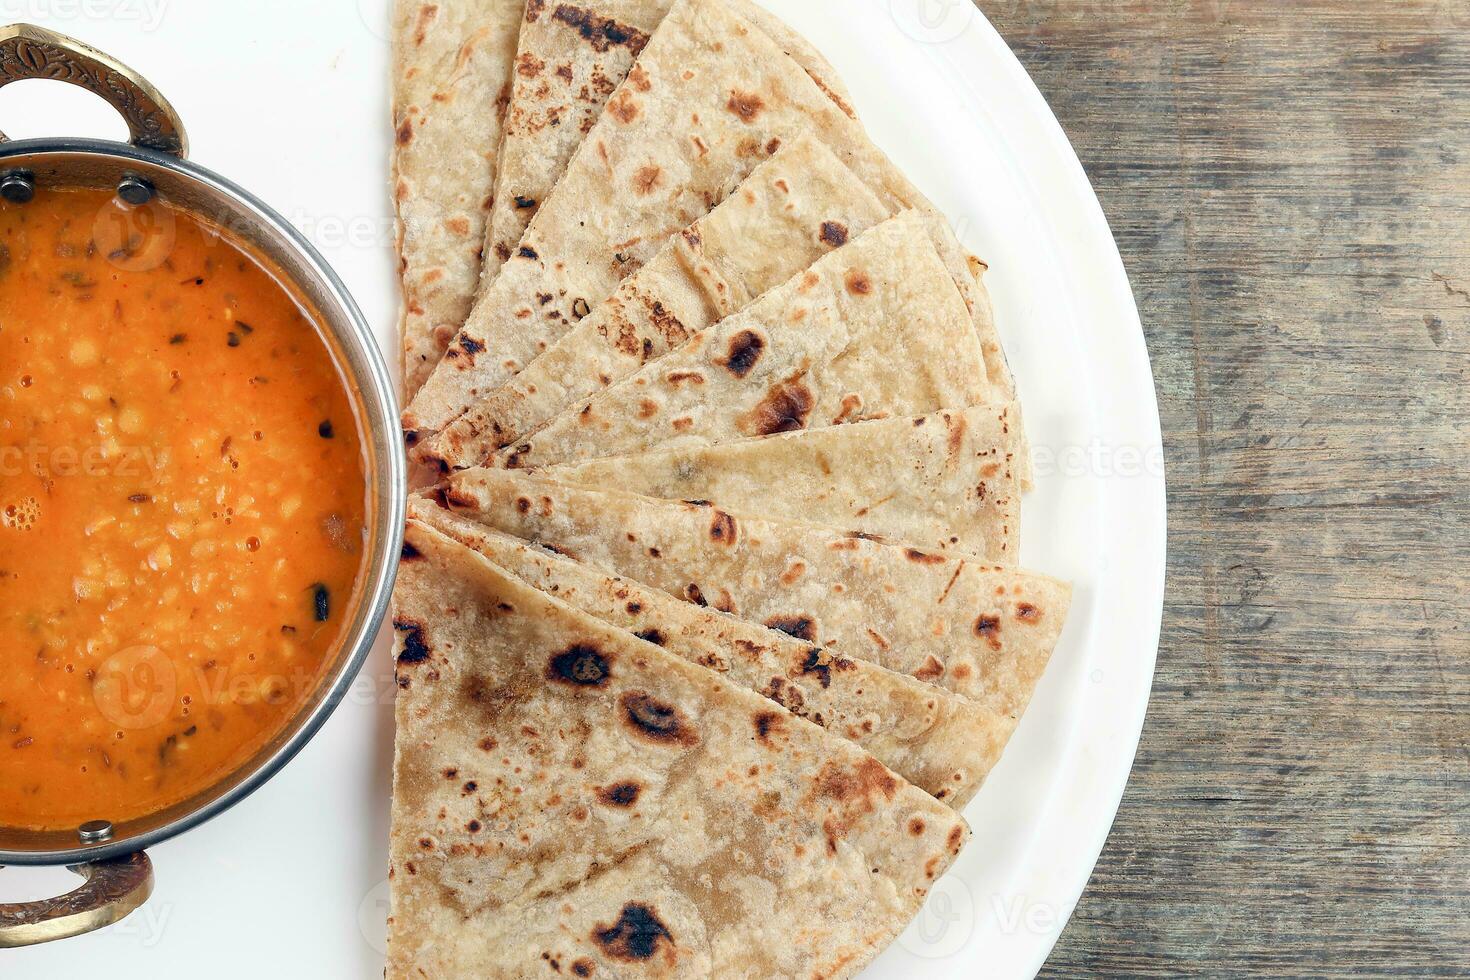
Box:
left=975, top=1, right=1470, bottom=975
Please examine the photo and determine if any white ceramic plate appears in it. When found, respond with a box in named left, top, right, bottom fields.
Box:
left=2, top=2, right=1163, bottom=977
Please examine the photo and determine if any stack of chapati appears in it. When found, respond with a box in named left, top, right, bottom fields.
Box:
left=388, top=2, right=1071, bottom=976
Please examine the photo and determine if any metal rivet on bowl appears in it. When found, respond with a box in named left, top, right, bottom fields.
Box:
left=0, top=170, right=35, bottom=204
left=78, top=820, right=114, bottom=844
left=117, top=175, right=155, bottom=206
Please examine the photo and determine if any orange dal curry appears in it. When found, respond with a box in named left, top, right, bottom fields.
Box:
left=0, top=187, right=367, bottom=831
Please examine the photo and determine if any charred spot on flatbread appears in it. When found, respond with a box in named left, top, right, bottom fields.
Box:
left=550, top=4, right=651, bottom=55
left=633, top=628, right=667, bottom=647
left=605, top=87, right=640, bottom=122
left=722, top=329, right=765, bottom=377
left=843, top=268, right=872, bottom=295
left=619, top=692, right=698, bottom=747
left=593, top=903, right=674, bottom=962
left=914, top=657, right=945, bottom=682
left=974, top=615, right=1003, bottom=651
left=547, top=644, right=613, bottom=687
left=596, top=781, right=643, bottom=808
left=644, top=299, right=686, bottom=347
left=817, top=757, right=901, bottom=806
left=739, top=374, right=814, bottom=436
left=394, top=619, right=432, bottom=666
left=815, top=759, right=904, bottom=856
left=819, top=220, right=849, bottom=247
left=766, top=616, right=816, bottom=643
left=798, top=649, right=832, bottom=688
left=725, top=90, right=765, bottom=122
left=945, top=412, right=968, bottom=455
left=753, top=710, right=786, bottom=745
left=708, top=510, right=738, bottom=547
left=805, top=650, right=856, bottom=690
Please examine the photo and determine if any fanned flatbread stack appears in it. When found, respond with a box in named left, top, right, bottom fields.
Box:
left=402, top=0, right=1010, bottom=438
left=422, top=134, right=897, bottom=471
left=480, top=0, right=854, bottom=286
left=479, top=0, right=671, bottom=285
left=489, top=210, right=991, bottom=470
left=431, top=471, right=1069, bottom=712
left=391, top=519, right=970, bottom=977
left=536, top=403, right=1025, bottom=560
left=392, top=0, right=525, bottom=398
left=389, top=2, right=1071, bottom=976
left=410, top=497, right=1018, bottom=804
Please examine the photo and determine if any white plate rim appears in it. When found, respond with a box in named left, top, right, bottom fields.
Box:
left=916, top=7, right=1164, bottom=975
left=953, top=9, right=1166, bottom=974
left=751, top=2, right=1168, bottom=975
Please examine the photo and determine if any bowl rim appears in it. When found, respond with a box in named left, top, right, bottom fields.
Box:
left=0, top=137, right=406, bottom=866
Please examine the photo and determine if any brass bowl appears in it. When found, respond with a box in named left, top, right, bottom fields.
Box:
left=0, top=24, right=405, bottom=946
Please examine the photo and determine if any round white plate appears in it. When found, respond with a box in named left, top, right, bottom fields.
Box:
left=2, top=2, right=1164, bottom=977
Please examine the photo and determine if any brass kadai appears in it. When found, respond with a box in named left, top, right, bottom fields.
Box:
left=0, top=22, right=185, bottom=155
left=0, top=23, right=405, bottom=948
left=0, top=852, right=153, bottom=949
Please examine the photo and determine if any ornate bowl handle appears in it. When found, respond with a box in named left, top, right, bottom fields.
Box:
left=0, top=22, right=187, bottom=157
left=0, top=853, right=155, bottom=948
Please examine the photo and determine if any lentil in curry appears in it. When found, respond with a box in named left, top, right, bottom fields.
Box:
left=0, top=187, right=368, bottom=831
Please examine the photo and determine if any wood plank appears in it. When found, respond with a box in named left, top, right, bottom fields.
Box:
left=975, top=1, right=1470, bottom=974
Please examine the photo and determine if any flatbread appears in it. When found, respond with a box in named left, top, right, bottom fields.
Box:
left=534, top=402, right=1024, bottom=560
left=434, top=470, right=1070, bottom=710
left=403, top=0, right=1011, bottom=436
left=393, top=0, right=526, bottom=398
left=422, top=134, right=896, bottom=471
left=480, top=0, right=855, bottom=288
left=409, top=496, right=1016, bottom=805
left=479, top=0, right=673, bottom=287
left=492, top=210, right=990, bottom=470
left=389, top=518, right=970, bottom=978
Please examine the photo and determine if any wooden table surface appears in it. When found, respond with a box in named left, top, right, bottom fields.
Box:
left=975, top=2, right=1470, bottom=975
